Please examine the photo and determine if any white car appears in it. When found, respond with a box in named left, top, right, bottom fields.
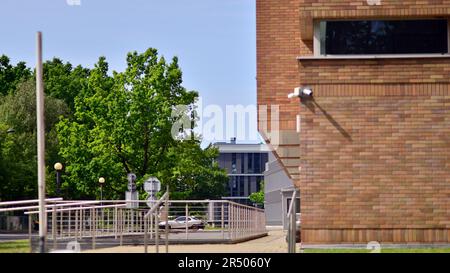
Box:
left=159, top=216, right=205, bottom=229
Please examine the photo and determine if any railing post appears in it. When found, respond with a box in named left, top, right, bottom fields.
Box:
left=75, top=209, right=78, bottom=240
left=114, top=207, right=118, bottom=239
left=131, top=209, right=134, bottom=233
left=59, top=210, right=63, bottom=239
left=139, top=210, right=142, bottom=234
left=68, top=210, right=71, bottom=239
left=287, top=191, right=297, bottom=253
left=245, top=207, right=248, bottom=237
left=52, top=206, right=57, bottom=250
left=150, top=212, right=153, bottom=239
left=120, top=209, right=123, bottom=246
left=128, top=210, right=131, bottom=233
left=165, top=189, right=169, bottom=253
left=91, top=208, right=96, bottom=250
left=227, top=202, right=232, bottom=239
left=248, top=208, right=250, bottom=237
left=80, top=207, right=84, bottom=238
left=221, top=203, right=224, bottom=240
left=144, top=216, right=148, bottom=254
left=232, top=204, right=236, bottom=240
left=185, top=203, right=189, bottom=240
left=240, top=206, right=243, bottom=238
left=155, top=208, right=159, bottom=254
left=236, top=206, right=239, bottom=240
left=28, top=214, right=32, bottom=253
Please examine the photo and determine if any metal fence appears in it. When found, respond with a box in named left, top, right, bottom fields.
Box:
left=0, top=197, right=267, bottom=252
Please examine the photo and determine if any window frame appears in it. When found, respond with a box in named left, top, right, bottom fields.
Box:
left=313, top=18, right=450, bottom=58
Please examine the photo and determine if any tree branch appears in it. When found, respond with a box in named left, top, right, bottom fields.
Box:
left=116, top=144, right=131, bottom=174
left=141, top=122, right=149, bottom=176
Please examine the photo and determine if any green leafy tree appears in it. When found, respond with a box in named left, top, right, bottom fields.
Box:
left=57, top=49, right=227, bottom=200
left=0, top=55, right=32, bottom=96
left=43, top=58, right=90, bottom=111
left=0, top=80, right=69, bottom=200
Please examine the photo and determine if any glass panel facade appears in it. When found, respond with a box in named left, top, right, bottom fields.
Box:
left=219, top=150, right=270, bottom=205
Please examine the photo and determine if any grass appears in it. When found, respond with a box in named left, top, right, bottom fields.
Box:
left=303, top=248, right=450, bottom=253
left=0, top=240, right=30, bottom=253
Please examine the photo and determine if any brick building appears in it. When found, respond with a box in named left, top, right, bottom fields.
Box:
left=257, top=0, right=450, bottom=244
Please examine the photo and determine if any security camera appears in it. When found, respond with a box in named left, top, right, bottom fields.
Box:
left=301, top=87, right=313, bottom=97
left=288, top=87, right=313, bottom=99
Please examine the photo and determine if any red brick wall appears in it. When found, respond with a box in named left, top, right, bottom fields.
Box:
left=257, top=0, right=450, bottom=243
left=256, top=0, right=302, bottom=132
left=299, top=59, right=450, bottom=85
left=299, top=96, right=450, bottom=243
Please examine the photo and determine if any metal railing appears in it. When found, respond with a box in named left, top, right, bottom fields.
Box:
left=0, top=197, right=267, bottom=252
left=144, top=191, right=169, bottom=253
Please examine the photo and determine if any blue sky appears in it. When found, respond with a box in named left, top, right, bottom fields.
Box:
left=0, top=0, right=259, bottom=144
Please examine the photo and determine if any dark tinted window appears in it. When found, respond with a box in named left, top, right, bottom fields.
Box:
left=256, top=177, right=262, bottom=192
left=240, top=177, right=246, bottom=196
left=231, top=153, right=236, bottom=172
left=324, top=20, right=448, bottom=55
left=248, top=154, right=253, bottom=174
left=254, top=153, right=261, bottom=173
left=287, top=198, right=300, bottom=214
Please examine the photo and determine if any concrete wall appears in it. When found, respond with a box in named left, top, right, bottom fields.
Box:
left=264, top=159, right=295, bottom=227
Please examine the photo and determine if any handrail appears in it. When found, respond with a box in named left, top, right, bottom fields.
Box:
left=0, top=198, right=63, bottom=207
left=287, top=191, right=297, bottom=217
left=287, top=190, right=297, bottom=253
left=42, top=199, right=264, bottom=212
left=0, top=201, right=101, bottom=213
left=24, top=204, right=127, bottom=214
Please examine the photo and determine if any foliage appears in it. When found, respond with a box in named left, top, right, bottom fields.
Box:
left=0, top=51, right=227, bottom=201
left=57, top=49, right=227, bottom=200
left=0, top=55, right=32, bottom=96
left=43, top=58, right=90, bottom=111
left=249, top=181, right=264, bottom=206
left=0, top=80, right=69, bottom=200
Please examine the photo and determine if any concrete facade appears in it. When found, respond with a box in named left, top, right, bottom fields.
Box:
left=257, top=0, right=450, bottom=243
left=264, top=159, right=298, bottom=228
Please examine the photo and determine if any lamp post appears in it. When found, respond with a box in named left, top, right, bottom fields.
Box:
left=99, top=177, right=105, bottom=204
left=54, top=163, right=63, bottom=196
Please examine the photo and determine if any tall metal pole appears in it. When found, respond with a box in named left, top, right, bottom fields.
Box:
left=36, top=31, right=47, bottom=253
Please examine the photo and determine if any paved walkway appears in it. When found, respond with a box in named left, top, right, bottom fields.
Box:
left=84, top=229, right=293, bottom=253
